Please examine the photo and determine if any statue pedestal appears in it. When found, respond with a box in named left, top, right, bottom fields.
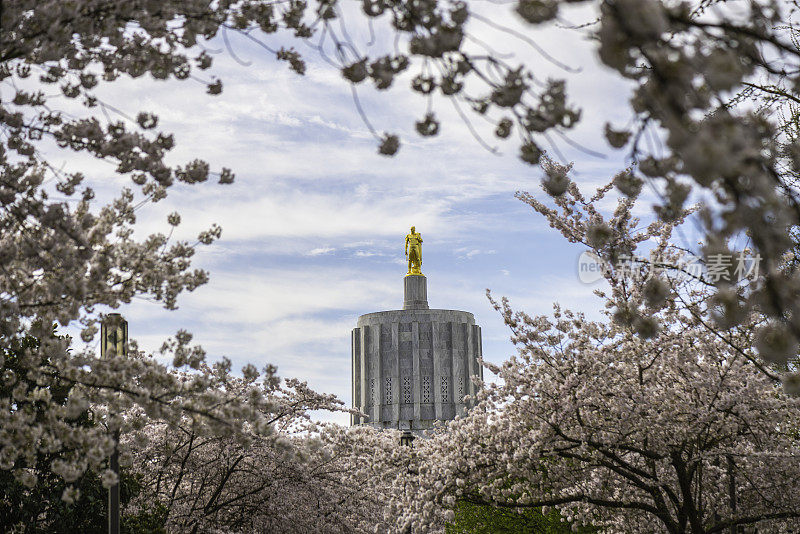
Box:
left=403, top=274, right=429, bottom=310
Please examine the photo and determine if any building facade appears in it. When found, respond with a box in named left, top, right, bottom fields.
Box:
left=350, top=274, right=483, bottom=430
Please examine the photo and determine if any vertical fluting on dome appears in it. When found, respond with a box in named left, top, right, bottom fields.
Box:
left=351, top=232, right=483, bottom=430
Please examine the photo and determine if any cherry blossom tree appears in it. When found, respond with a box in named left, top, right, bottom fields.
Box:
left=566, top=0, right=800, bottom=381
left=0, top=334, right=162, bottom=532
left=384, top=176, right=800, bottom=533
left=400, top=301, right=800, bottom=533
left=125, top=375, right=391, bottom=533
left=6, top=0, right=800, bottom=523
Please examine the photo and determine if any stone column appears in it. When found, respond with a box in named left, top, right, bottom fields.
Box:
left=412, top=320, right=421, bottom=424
left=351, top=328, right=359, bottom=426
left=432, top=321, right=443, bottom=420
left=369, top=325, right=381, bottom=424
left=453, top=322, right=466, bottom=416
left=359, top=327, right=368, bottom=422
left=467, top=325, right=477, bottom=398
left=390, top=322, right=399, bottom=422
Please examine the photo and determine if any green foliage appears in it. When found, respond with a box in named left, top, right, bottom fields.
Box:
left=446, top=500, right=597, bottom=534
left=0, top=459, right=166, bottom=533
left=122, top=499, right=168, bottom=534
left=0, top=333, right=167, bottom=533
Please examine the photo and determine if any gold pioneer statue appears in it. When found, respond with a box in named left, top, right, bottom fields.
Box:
left=405, top=226, right=423, bottom=275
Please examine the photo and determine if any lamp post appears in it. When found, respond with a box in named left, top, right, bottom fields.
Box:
left=101, top=313, right=127, bottom=534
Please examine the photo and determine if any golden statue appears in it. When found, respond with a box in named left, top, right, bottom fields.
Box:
left=405, top=226, right=423, bottom=275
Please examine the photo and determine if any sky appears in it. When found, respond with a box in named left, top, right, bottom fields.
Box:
left=49, top=2, right=645, bottom=425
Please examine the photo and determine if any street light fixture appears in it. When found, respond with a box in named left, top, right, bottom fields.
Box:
left=101, top=313, right=127, bottom=534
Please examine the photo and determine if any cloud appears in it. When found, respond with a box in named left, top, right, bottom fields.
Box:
left=456, top=248, right=498, bottom=259
left=307, top=246, right=335, bottom=256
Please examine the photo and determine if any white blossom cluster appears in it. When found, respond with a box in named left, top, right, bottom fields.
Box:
left=0, top=0, right=383, bottom=514
left=387, top=298, right=800, bottom=532
left=124, top=374, right=393, bottom=533
left=359, top=170, right=800, bottom=532
left=375, top=228, right=800, bottom=532
left=517, top=1, right=800, bottom=381
left=523, top=160, right=800, bottom=385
